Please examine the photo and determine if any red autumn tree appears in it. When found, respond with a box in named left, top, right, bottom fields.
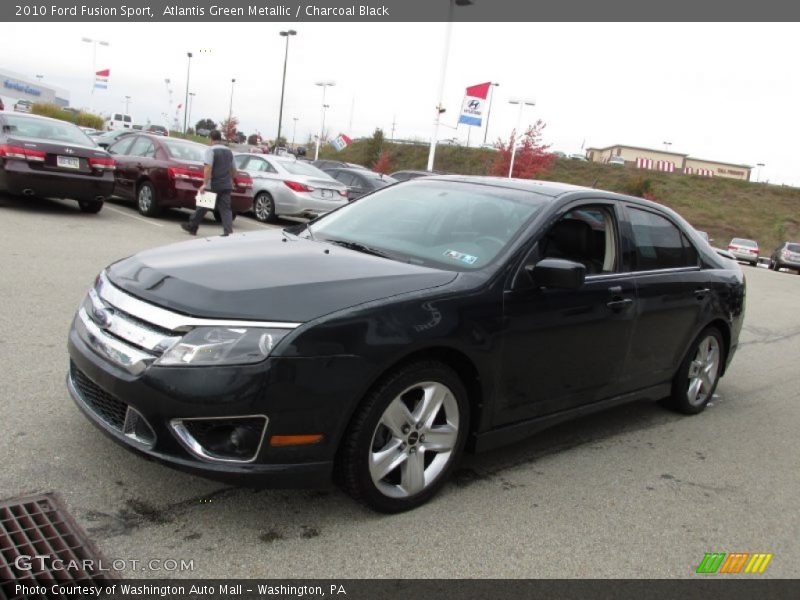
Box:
left=490, top=119, right=554, bottom=179
left=373, top=150, right=393, bottom=174
left=219, top=117, right=239, bottom=142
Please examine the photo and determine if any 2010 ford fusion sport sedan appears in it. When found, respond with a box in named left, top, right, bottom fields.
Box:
left=67, top=176, right=745, bottom=512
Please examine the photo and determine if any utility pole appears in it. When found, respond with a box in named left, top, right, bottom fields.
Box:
left=391, top=115, right=396, bottom=142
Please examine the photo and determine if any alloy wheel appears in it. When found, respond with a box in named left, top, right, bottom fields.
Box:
left=254, top=194, right=274, bottom=222
left=138, top=185, right=153, bottom=213
left=686, top=335, right=720, bottom=406
left=368, top=381, right=459, bottom=499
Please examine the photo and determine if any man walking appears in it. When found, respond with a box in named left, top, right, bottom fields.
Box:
left=182, top=129, right=236, bottom=236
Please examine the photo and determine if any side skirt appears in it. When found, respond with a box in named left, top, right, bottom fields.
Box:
left=472, top=383, right=671, bottom=453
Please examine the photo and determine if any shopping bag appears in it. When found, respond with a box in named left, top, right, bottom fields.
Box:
left=195, top=190, right=217, bottom=209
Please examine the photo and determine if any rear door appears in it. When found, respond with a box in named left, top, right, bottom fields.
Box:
left=106, top=135, right=138, bottom=198
left=618, top=204, right=709, bottom=392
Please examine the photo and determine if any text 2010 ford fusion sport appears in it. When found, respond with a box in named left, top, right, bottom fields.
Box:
left=67, top=176, right=745, bottom=512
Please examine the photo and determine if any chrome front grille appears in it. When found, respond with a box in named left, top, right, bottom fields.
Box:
left=74, top=271, right=302, bottom=375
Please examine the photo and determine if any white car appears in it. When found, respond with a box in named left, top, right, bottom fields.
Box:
left=569, top=153, right=588, bottom=161
left=727, top=237, right=760, bottom=266
left=607, top=156, right=626, bottom=166
left=234, top=153, right=348, bottom=223
left=13, top=100, right=33, bottom=113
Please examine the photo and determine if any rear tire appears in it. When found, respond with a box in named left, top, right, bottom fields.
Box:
left=78, top=199, right=103, bottom=213
left=338, top=361, right=469, bottom=513
left=664, top=326, right=724, bottom=415
left=253, top=192, right=277, bottom=223
left=136, top=181, right=161, bottom=217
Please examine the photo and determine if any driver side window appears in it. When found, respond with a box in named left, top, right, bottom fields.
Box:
left=540, top=205, right=619, bottom=275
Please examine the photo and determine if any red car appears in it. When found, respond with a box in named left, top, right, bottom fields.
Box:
left=106, top=134, right=252, bottom=218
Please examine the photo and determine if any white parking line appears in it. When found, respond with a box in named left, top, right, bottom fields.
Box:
left=105, top=205, right=164, bottom=227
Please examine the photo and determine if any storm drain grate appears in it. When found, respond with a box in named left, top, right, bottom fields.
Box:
left=0, top=493, right=116, bottom=599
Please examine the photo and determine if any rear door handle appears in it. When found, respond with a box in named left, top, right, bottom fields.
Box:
left=606, top=298, right=634, bottom=311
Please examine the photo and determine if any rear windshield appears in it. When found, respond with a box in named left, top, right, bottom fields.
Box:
left=281, top=160, right=331, bottom=178
left=787, top=244, right=800, bottom=253
left=731, top=238, right=757, bottom=247
left=1, top=114, right=93, bottom=146
left=162, top=139, right=205, bottom=161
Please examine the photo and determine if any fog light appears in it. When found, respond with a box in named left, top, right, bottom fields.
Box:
left=171, top=416, right=268, bottom=463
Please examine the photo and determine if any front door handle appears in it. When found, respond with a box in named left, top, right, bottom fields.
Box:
left=694, top=287, right=711, bottom=299
left=606, top=298, right=634, bottom=311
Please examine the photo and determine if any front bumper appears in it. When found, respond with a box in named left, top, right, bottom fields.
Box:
left=0, top=159, right=115, bottom=201
left=67, top=323, right=366, bottom=488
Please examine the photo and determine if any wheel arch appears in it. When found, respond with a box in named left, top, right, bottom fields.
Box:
left=706, top=318, right=732, bottom=375
left=334, top=345, right=485, bottom=463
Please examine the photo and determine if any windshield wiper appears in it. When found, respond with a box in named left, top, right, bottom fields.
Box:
left=323, top=238, right=391, bottom=258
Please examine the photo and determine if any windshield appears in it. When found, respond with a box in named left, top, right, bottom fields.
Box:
left=162, top=139, right=206, bottom=161
left=731, top=238, right=757, bottom=247
left=1, top=114, right=94, bottom=146
left=281, top=160, right=332, bottom=178
left=309, top=180, right=548, bottom=270
left=787, top=244, right=800, bottom=253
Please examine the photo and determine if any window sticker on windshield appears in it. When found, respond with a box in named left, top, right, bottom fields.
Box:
left=444, top=249, right=478, bottom=265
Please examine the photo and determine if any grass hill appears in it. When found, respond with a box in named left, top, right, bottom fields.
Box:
left=320, top=140, right=800, bottom=253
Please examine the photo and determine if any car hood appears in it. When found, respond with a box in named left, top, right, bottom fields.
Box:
left=106, top=230, right=458, bottom=323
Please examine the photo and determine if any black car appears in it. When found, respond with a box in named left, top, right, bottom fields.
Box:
left=0, top=112, right=115, bottom=213
left=324, top=167, right=397, bottom=200
left=312, top=159, right=367, bottom=171
left=390, top=169, right=443, bottom=181
left=66, top=176, right=745, bottom=512
left=89, top=128, right=136, bottom=148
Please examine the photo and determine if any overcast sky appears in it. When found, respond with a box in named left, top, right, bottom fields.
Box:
left=2, top=22, right=797, bottom=185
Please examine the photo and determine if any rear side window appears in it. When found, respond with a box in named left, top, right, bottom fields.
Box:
left=627, top=207, right=698, bottom=270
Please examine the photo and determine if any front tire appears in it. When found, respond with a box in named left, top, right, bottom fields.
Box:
left=338, top=361, right=469, bottom=513
left=136, top=181, right=161, bottom=217
left=78, top=199, right=103, bottom=213
left=665, top=327, right=724, bottom=415
left=253, top=192, right=277, bottom=223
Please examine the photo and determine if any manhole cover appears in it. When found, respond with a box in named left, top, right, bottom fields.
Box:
left=0, top=493, right=116, bottom=599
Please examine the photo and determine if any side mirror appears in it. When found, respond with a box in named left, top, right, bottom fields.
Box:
left=526, top=258, right=586, bottom=289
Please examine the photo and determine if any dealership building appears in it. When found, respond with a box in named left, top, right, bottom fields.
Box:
left=0, top=69, right=70, bottom=109
left=586, top=144, right=752, bottom=181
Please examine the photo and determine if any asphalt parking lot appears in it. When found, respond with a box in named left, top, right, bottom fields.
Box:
left=1, top=193, right=798, bottom=579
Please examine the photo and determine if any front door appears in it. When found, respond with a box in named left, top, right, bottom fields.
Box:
left=496, top=203, right=637, bottom=426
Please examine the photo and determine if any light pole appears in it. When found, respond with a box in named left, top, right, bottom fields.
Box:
left=124, top=95, right=131, bottom=114
left=482, top=82, right=499, bottom=146
left=314, top=81, right=335, bottom=160
left=507, top=98, right=535, bottom=178
left=188, top=93, right=196, bottom=131
left=35, top=74, right=43, bottom=83
left=275, top=29, right=297, bottom=153
left=756, top=162, right=765, bottom=182
left=228, top=78, right=236, bottom=125
left=426, top=0, right=474, bottom=172
left=183, top=52, right=192, bottom=134
left=663, top=141, right=672, bottom=152
left=291, top=117, right=299, bottom=146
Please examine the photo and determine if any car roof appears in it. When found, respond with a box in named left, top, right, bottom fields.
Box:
left=0, top=112, right=81, bottom=127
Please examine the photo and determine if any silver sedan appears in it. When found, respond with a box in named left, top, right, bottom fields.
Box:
left=234, top=153, right=348, bottom=223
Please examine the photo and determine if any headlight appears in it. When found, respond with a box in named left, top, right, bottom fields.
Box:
left=156, top=327, right=289, bottom=366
